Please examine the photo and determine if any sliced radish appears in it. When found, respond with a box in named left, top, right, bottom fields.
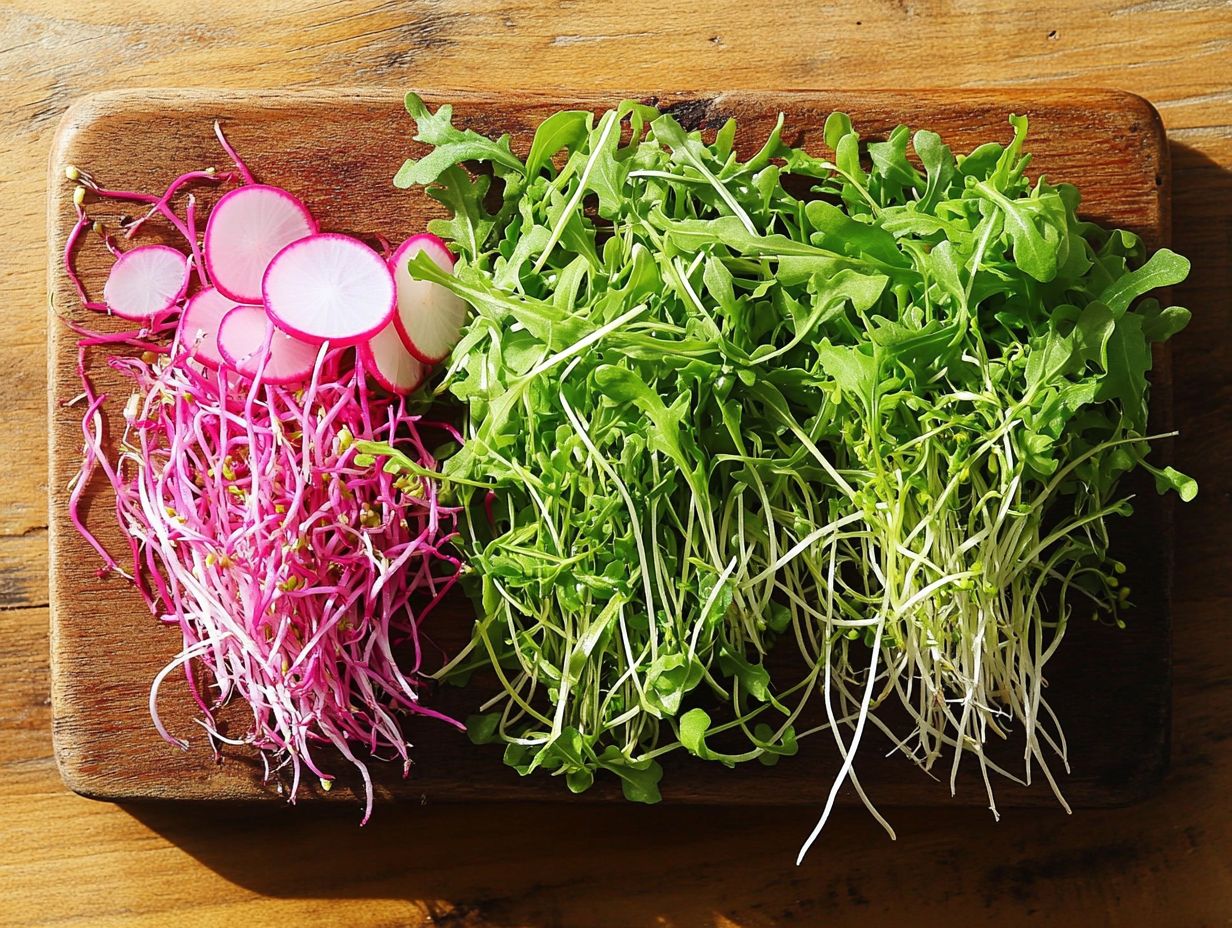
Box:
left=204, top=185, right=317, bottom=304
left=178, top=287, right=248, bottom=369
left=102, top=245, right=190, bottom=321
left=389, top=233, right=468, bottom=364
left=262, top=233, right=395, bottom=346
left=217, top=304, right=319, bottom=384
left=360, top=320, right=428, bottom=395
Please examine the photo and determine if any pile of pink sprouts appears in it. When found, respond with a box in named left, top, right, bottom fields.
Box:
left=62, top=127, right=462, bottom=820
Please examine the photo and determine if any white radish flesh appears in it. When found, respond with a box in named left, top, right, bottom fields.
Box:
left=204, top=185, right=317, bottom=304
left=389, top=233, right=468, bottom=363
left=262, top=233, right=395, bottom=346
left=177, top=287, right=247, bottom=369
left=102, top=245, right=190, bottom=321
left=217, top=304, right=319, bottom=384
left=360, top=320, right=428, bottom=395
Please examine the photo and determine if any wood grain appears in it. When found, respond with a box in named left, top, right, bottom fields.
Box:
left=48, top=87, right=1172, bottom=808
left=3, top=1, right=1231, bottom=925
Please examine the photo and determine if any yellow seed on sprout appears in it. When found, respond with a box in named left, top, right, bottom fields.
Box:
left=65, top=165, right=81, bottom=181
left=72, top=186, right=86, bottom=207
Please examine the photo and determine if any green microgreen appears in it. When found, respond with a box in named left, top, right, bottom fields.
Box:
left=379, top=94, right=1194, bottom=851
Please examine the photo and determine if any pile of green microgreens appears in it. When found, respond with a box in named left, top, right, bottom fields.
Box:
left=372, top=94, right=1194, bottom=853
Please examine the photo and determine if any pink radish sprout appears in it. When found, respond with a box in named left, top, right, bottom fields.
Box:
left=60, top=128, right=461, bottom=822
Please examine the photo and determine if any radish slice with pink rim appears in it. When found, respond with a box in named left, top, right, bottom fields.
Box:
left=262, top=233, right=395, bottom=346
left=360, top=319, right=428, bottom=396
left=204, top=184, right=317, bottom=304
left=217, top=304, right=319, bottom=384
left=102, top=245, right=190, bottom=321
left=177, top=287, right=248, bottom=369
left=390, top=233, right=469, bottom=363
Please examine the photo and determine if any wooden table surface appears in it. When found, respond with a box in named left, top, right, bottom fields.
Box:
left=2, top=1, right=1230, bottom=925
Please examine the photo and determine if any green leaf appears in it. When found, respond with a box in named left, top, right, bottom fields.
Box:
left=494, top=223, right=553, bottom=288
left=926, top=240, right=966, bottom=308
left=525, top=110, right=591, bottom=177
left=465, top=712, right=500, bottom=745
left=990, top=113, right=1031, bottom=188
left=753, top=723, right=799, bottom=767
left=913, top=129, right=956, bottom=211
left=718, top=646, right=771, bottom=701
left=1099, top=249, right=1191, bottom=315
left=1098, top=312, right=1152, bottom=426
left=868, top=124, right=923, bottom=196
left=578, top=109, right=632, bottom=220
left=679, top=707, right=714, bottom=758
left=806, top=200, right=909, bottom=268
left=823, top=112, right=854, bottom=151
left=641, top=653, right=703, bottom=717
left=1033, top=380, right=1100, bottom=437
left=596, top=746, right=663, bottom=803
left=975, top=180, right=1058, bottom=282
left=1026, top=328, right=1075, bottom=393
left=1138, top=302, right=1192, bottom=342
left=1075, top=301, right=1115, bottom=369
left=739, top=112, right=787, bottom=176
left=396, top=93, right=525, bottom=187
left=815, top=342, right=880, bottom=413
left=1147, top=464, right=1198, bottom=502
left=424, top=165, right=497, bottom=258
left=565, top=598, right=624, bottom=684
left=714, top=117, right=737, bottom=160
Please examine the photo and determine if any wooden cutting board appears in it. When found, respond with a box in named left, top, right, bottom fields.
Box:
left=47, top=88, right=1173, bottom=809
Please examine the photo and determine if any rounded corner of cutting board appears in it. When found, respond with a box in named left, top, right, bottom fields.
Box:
left=49, top=91, right=138, bottom=168
left=51, top=718, right=119, bottom=803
